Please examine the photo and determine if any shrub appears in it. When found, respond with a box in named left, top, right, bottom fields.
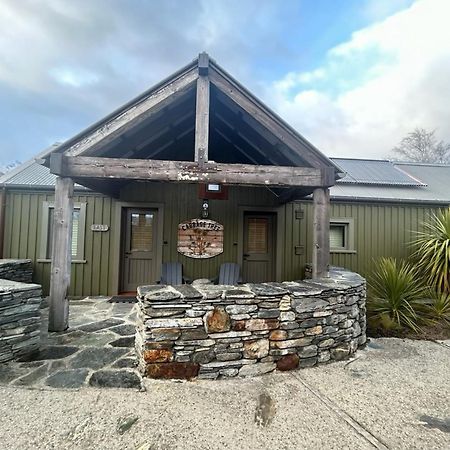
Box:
left=412, top=207, right=450, bottom=294
left=368, top=257, right=426, bottom=332
left=418, top=289, right=450, bottom=325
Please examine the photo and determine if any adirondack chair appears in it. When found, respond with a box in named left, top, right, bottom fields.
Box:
left=217, top=263, right=241, bottom=285
left=159, top=262, right=184, bottom=285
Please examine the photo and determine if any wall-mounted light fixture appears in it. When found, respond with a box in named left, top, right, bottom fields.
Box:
left=201, top=199, right=209, bottom=218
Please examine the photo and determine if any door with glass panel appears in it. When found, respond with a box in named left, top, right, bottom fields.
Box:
left=121, top=209, right=157, bottom=292
left=242, top=213, right=276, bottom=283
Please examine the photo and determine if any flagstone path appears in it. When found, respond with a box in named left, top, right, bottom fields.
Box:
left=0, top=297, right=143, bottom=390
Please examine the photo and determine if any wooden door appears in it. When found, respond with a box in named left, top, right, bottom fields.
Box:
left=242, top=213, right=275, bottom=283
left=121, top=209, right=157, bottom=292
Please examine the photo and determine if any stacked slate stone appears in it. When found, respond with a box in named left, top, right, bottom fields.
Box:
left=0, top=279, right=42, bottom=363
left=0, top=259, right=33, bottom=283
left=136, top=268, right=366, bottom=380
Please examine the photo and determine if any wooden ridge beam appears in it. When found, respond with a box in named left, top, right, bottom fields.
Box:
left=194, top=70, right=210, bottom=164
left=52, top=155, right=335, bottom=188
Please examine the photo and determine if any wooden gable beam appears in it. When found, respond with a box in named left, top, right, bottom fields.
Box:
left=51, top=155, right=335, bottom=188
left=194, top=54, right=210, bottom=165
left=210, top=68, right=333, bottom=170
left=63, top=68, right=198, bottom=157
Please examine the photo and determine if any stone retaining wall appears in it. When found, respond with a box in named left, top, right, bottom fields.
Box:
left=0, top=260, right=42, bottom=363
left=0, top=259, right=33, bottom=283
left=136, top=268, right=366, bottom=380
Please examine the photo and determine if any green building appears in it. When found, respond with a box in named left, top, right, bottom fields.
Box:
left=1, top=54, right=448, bottom=301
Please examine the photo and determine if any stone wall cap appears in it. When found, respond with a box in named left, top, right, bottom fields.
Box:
left=0, top=279, right=41, bottom=292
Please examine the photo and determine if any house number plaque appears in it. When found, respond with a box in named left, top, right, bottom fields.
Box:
left=91, top=224, right=109, bottom=232
left=177, top=219, right=224, bottom=259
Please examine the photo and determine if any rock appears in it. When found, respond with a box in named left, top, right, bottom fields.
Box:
left=145, top=318, right=203, bottom=329
left=270, top=337, right=312, bottom=349
left=269, top=330, right=287, bottom=341
left=299, top=318, right=320, bottom=328
left=280, top=321, right=300, bottom=330
left=143, top=349, right=173, bottom=363
left=239, top=362, right=276, bottom=377
left=243, top=339, right=269, bottom=359
left=292, top=298, right=329, bottom=313
left=70, top=347, right=128, bottom=370
left=305, top=325, right=323, bottom=336
left=280, top=311, right=295, bottom=322
left=276, top=354, right=299, bottom=371
left=208, top=330, right=251, bottom=339
left=245, top=319, right=279, bottom=331
left=216, top=352, right=241, bottom=361
left=247, top=284, right=288, bottom=297
left=117, top=416, right=139, bottom=435
left=145, top=362, right=199, bottom=380
left=112, top=358, right=137, bottom=369
left=144, top=290, right=181, bottom=302
left=330, top=343, right=350, bottom=361
left=225, top=305, right=257, bottom=315
left=172, top=285, right=202, bottom=299
left=352, top=322, right=362, bottom=337
left=192, top=349, right=215, bottom=364
left=23, top=345, right=79, bottom=362
left=89, top=370, right=142, bottom=389
left=180, top=329, right=208, bottom=340
left=109, top=336, right=134, bottom=347
left=279, top=297, right=291, bottom=311
left=258, top=309, right=280, bottom=319
left=78, top=318, right=124, bottom=332
left=318, top=338, right=334, bottom=348
left=313, top=310, right=332, bottom=317
left=298, top=345, right=318, bottom=358
left=148, top=328, right=181, bottom=341
left=46, top=369, right=89, bottom=388
left=204, top=307, right=231, bottom=333
left=299, top=357, right=317, bottom=368
left=318, top=351, right=331, bottom=363
left=219, top=368, right=239, bottom=377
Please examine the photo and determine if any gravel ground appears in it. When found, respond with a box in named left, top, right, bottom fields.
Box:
left=0, top=338, right=449, bottom=450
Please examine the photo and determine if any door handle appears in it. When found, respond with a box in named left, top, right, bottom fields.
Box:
left=243, top=253, right=250, bottom=257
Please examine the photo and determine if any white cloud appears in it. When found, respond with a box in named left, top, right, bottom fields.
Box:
left=268, top=0, right=450, bottom=158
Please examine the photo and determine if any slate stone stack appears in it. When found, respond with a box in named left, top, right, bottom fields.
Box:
left=0, top=259, right=33, bottom=283
left=0, top=279, right=42, bottom=363
left=136, top=268, right=366, bottom=380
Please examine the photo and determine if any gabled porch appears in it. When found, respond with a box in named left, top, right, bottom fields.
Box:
left=44, top=53, right=342, bottom=331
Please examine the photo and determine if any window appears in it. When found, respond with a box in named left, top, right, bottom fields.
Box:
left=329, top=218, right=355, bottom=253
left=39, top=202, right=86, bottom=262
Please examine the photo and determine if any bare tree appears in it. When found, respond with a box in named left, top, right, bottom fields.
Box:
left=392, top=128, right=450, bottom=164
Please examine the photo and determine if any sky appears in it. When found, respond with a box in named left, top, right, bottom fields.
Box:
left=0, top=0, right=449, bottom=167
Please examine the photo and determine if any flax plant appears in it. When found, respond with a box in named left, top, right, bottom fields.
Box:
left=412, top=207, right=450, bottom=294
left=368, top=257, right=426, bottom=332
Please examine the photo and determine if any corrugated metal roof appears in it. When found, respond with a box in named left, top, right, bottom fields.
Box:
left=330, top=161, right=450, bottom=204
left=0, top=144, right=87, bottom=190
left=332, top=158, right=426, bottom=186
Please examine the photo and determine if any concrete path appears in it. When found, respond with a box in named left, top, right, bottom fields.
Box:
left=0, top=337, right=449, bottom=449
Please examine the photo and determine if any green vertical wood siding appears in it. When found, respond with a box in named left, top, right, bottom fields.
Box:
left=3, top=190, right=114, bottom=296
left=2, top=185, right=445, bottom=296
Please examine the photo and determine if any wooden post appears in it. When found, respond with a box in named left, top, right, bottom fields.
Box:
left=49, top=177, right=74, bottom=331
left=194, top=54, right=210, bottom=165
left=312, top=187, right=330, bottom=278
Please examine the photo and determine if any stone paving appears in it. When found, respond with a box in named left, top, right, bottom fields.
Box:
left=0, top=297, right=143, bottom=390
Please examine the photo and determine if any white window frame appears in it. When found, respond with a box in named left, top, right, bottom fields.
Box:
left=329, top=218, right=356, bottom=254
left=38, top=201, right=87, bottom=263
